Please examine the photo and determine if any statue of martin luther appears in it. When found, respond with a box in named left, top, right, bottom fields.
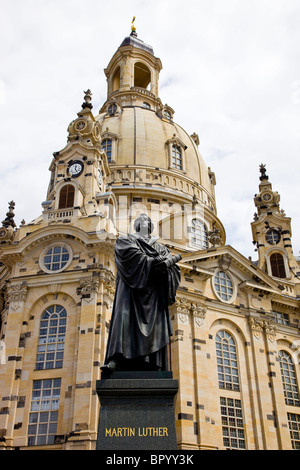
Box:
left=101, top=213, right=181, bottom=372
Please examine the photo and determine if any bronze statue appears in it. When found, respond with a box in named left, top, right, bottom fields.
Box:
left=101, top=214, right=181, bottom=372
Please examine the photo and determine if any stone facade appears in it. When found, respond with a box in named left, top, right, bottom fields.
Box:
left=0, top=29, right=299, bottom=450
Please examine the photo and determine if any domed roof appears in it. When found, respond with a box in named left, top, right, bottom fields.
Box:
left=96, top=106, right=215, bottom=207
left=119, top=33, right=154, bottom=55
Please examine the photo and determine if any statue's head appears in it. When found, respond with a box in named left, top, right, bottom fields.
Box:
left=134, top=214, right=154, bottom=235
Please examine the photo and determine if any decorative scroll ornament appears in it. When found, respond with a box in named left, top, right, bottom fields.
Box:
left=248, top=317, right=264, bottom=339
left=79, top=277, right=100, bottom=295
left=263, top=319, right=277, bottom=342
left=173, top=297, right=190, bottom=323
left=190, top=302, right=207, bottom=326
left=248, top=316, right=277, bottom=342
left=171, top=298, right=207, bottom=326
left=7, top=284, right=28, bottom=303
left=6, top=283, right=28, bottom=312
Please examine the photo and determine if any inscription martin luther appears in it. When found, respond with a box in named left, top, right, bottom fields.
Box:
left=105, top=427, right=169, bottom=437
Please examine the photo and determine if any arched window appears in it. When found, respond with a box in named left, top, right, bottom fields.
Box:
left=58, top=185, right=75, bottom=209
left=270, top=252, right=286, bottom=278
left=134, top=62, right=151, bottom=89
left=216, top=330, right=239, bottom=391
left=190, top=219, right=208, bottom=249
left=101, top=139, right=112, bottom=163
left=36, top=305, right=67, bottom=370
left=172, top=144, right=182, bottom=170
left=112, top=67, right=120, bottom=92
left=278, top=350, right=300, bottom=406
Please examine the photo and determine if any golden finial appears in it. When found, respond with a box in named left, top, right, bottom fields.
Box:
left=131, top=16, right=136, bottom=32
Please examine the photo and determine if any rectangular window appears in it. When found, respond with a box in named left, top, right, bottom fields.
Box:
left=270, top=253, right=286, bottom=278
left=220, top=397, right=246, bottom=449
left=171, top=144, right=182, bottom=170
left=288, top=413, right=300, bottom=450
left=101, top=139, right=112, bottom=163
left=271, top=311, right=289, bottom=325
left=28, top=378, right=61, bottom=446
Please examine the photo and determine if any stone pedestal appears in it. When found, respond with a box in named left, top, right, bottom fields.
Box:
left=96, top=371, right=178, bottom=450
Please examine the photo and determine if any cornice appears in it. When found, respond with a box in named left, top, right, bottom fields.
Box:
left=0, top=226, right=116, bottom=264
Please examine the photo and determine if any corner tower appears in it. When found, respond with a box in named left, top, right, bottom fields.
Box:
left=251, top=164, right=299, bottom=283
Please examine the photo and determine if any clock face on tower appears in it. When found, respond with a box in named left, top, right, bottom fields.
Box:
left=68, top=161, right=84, bottom=177
left=0, top=228, right=7, bottom=239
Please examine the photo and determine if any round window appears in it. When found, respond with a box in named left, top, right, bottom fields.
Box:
left=40, top=244, right=72, bottom=273
left=213, top=270, right=235, bottom=302
left=266, top=229, right=280, bottom=245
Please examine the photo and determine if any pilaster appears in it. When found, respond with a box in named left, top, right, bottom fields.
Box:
left=0, top=282, right=28, bottom=448
left=247, top=315, right=282, bottom=449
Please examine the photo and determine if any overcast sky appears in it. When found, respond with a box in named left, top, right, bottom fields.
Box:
left=0, top=0, right=299, bottom=260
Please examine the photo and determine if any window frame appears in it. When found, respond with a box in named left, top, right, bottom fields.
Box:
left=39, top=243, right=73, bottom=274
left=288, top=413, right=300, bottom=450
left=265, top=248, right=290, bottom=279
left=35, top=305, right=67, bottom=371
left=100, top=130, right=118, bottom=164
left=270, top=252, right=286, bottom=278
left=166, top=137, right=187, bottom=173
left=28, top=378, right=61, bottom=446
left=220, top=397, right=246, bottom=450
left=171, top=144, right=183, bottom=170
left=101, top=138, right=113, bottom=163
left=271, top=310, right=290, bottom=325
left=216, top=330, right=240, bottom=392
left=266, top=229, right=281, bottom=245
left=189, top=218, right=208, bottom=250
left=58, top=184, right=75, bottom=209
left=213, top=269, right=236, bottom=304
left=278, top=350, right=300, bottom=407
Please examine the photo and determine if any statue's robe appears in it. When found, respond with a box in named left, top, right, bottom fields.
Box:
left=104, top=233, right=181, bottom=370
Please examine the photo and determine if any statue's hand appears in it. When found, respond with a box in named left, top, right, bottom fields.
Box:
left=154, top=253, right=182, bottom=272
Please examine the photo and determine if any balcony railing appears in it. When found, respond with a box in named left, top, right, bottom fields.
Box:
left=46, top=209, right=74, bottom=220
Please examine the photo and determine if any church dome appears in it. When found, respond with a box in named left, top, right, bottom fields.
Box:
left=96, top=105, right=216, bottom=210
left=95, top=30, right=225, bottom=247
